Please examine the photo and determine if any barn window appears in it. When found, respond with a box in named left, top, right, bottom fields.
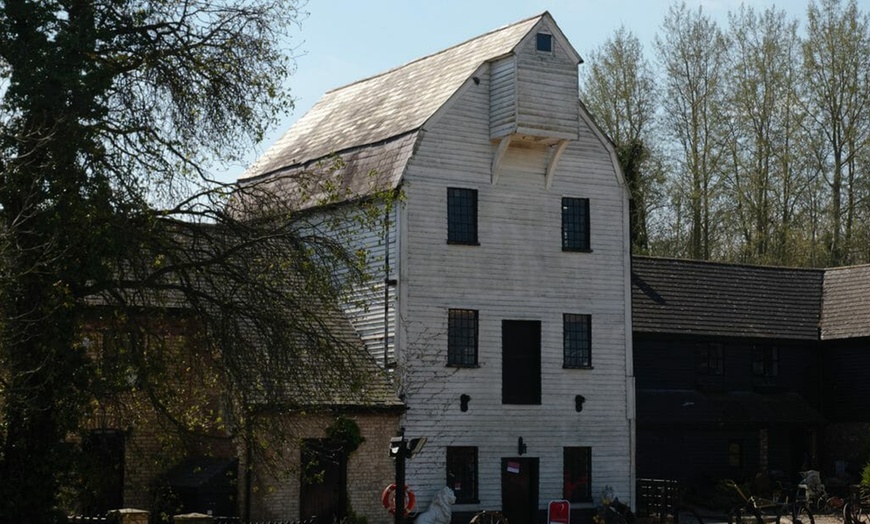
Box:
left=447, top=446, right=478, bottom=504
left=563, top=447, right=592, bottom=502
left=536, top=33, right=553, bottom=53
left=752, top=346, right=779, bottom=377
left=502, top=320, right=541, bottom=404
left=728, top=441, right=743, bottom=468
left=447, top=188, right=478, bottom=245
left=695, top=343, right=723, bottom=376
left=563, top=314, right=592, bottom=368
left=562, top=197, right=590, bottom=251
left=448, top=309, right=478, bottom=367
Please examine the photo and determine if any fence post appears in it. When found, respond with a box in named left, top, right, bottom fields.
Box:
left=107, top=508, right=150, bottom=524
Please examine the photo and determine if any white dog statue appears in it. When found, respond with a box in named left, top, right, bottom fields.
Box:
left=415, top=486, right=456, bottom=524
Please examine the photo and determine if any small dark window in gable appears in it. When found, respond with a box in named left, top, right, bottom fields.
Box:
left=562, top=197, right=590, bottom=251
left=564, top=314, right=592, bottom=368
left=536, top=33, right=553, bottom=53
left=448, top=188, right=478, bottom=245
left=448, top=309, right=478, bottom=367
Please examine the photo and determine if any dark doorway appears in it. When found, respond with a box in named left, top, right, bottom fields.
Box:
left=300, top=439, right=347, bottom=522
left=80, top=429, right=125, bottom=515
left=502, top=320, right=541, bottom=404
left=501, top=457, right=539, bottom=524
left=165, top=456, right=238, bottom=516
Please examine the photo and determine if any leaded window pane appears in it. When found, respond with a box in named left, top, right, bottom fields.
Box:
left=564, top=314, right=591, bottom=368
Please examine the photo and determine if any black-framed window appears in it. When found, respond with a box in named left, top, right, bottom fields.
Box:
left=563, top=447, right=592, bottom=503
left=562, top=197, right=590, bottom=251
left=99, top=330, right=139, bottom=388
left=447, top=188, right=478, bottom=245
left=448, top=309, right=478, bottom=367
left=752, top=346, right=779, bottom=377
left=447, top=446, right=478, bottom=504
left=728, top=441, right=743, bottom=468
left=536, top=33, right=553, bottom=53
left=563, top=314, right=592, bottom=368
left=695, top=343, right=723, bottom=376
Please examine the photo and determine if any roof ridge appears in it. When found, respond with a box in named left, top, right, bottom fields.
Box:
left=632, top=255, right=826, bottom=272
left=324, top=12, right=547, bottom=95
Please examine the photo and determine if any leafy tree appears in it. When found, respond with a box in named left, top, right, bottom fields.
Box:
left=0, top=1, right=392, bottom=522
left=580, top=26, right=662, bottom=254
left=655, top=2, right=730, bottom=261
left=802, top=0, right=870, bottom=265
left=721, top=5, right=813, bottom=266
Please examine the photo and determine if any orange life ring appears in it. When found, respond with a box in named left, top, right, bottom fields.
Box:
left=381, top=483, right=416, bottom=515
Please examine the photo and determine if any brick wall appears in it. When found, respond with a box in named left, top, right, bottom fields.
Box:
left=249, top=412, right=400, bottom=524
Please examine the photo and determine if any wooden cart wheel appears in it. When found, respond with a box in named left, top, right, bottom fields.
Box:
left=470, top=510, right=510, bottom=524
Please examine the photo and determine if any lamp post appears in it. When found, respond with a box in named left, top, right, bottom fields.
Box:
left=389, top=429, right=427, bottom=524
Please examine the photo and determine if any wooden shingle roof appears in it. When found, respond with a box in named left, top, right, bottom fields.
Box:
left=631, top=256, right=824, bottom=340
left=242, top=13, right=548, bottom=179
left=821, top=264, right=870, bottom=340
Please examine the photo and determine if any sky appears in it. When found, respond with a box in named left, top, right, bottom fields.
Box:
left=213, top=0, right=862, bottom=183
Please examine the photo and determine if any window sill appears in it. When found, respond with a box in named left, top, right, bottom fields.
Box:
left=562, top=247, right=593, bottom=253
left=448, top=241, right=480, bottom=246
left=564, top=365, right=594, bottom=370
left=446, top=363, right=480, bottom=369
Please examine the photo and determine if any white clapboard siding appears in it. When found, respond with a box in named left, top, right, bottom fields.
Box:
left=307, top=203, right=400, bottom=367
left=488, top=21, right=580, bottom=141
left=392, top=44, right=632, bottom=511
left=490, top=56, right=517, bottom=139
left=513, top=24, right=579, bottom=139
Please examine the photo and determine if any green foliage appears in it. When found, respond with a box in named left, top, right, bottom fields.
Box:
left=0, top=1, right=397, bottom=522
left=326, top=416, right=366, bottom=454
left=341, top=508, right=370, bottom=524
left=581, top=0, right=870, bottom=267
left=861, top=463, right=870, bottom=487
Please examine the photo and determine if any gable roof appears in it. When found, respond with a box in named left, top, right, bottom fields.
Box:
left=242, top=13, right=560, bottom=180
left=631, top=256, right=824, bottom=340
left=821, top=264, right=870, bottom=340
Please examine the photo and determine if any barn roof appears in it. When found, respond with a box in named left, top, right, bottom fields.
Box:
left=821, top=264, right=870, bottom=340
left=242, top=13, right=564, bottom=181
left=631, top=256, right=824, bottom=340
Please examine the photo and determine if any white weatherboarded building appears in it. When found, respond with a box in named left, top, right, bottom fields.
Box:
left=242, top=12, right=634, bottom=524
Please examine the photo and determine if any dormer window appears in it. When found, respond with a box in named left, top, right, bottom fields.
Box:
left=536, top=33, right=553, bottom=53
